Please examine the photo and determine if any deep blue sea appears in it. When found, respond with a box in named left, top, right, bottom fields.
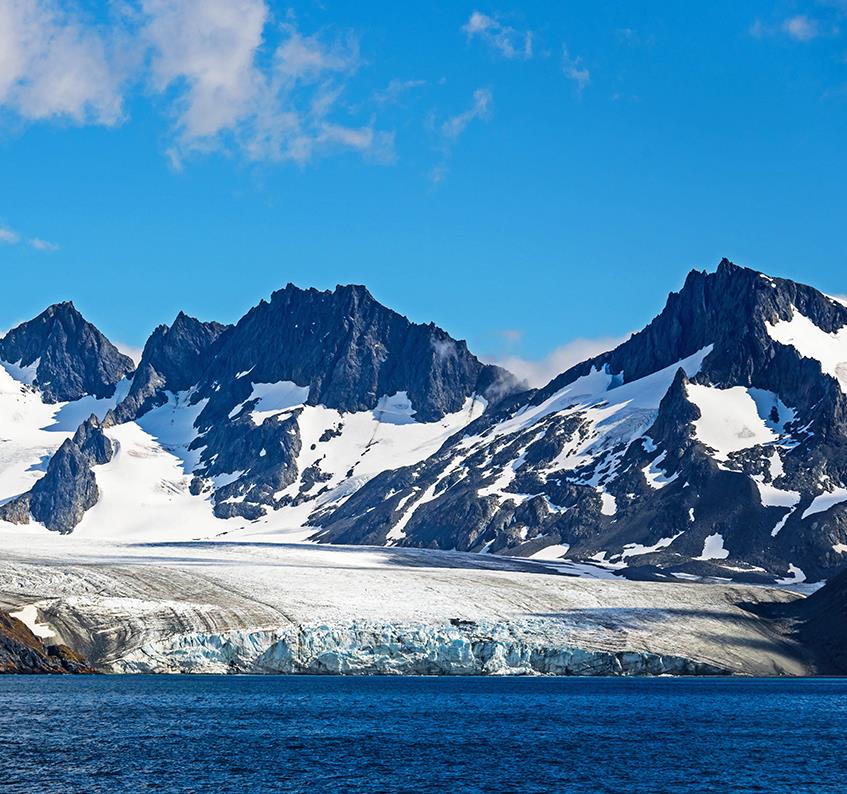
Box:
left=3, top=676, right=846, bottom=793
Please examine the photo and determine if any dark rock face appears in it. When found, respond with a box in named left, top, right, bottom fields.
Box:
left=191, top=283, right=516, bottom=426
left=177, top=284, right=518, bottom=521
left=787, top=570, right=847, bottom=674
left=113, top=312, right=228, bottom=423
left=0, top=610, right=94, bottom=674
left=0, top=415, right=113, bottom=533
left=316, top=261, right=847, bottom=584
left=9, top=285, right=519, bottom=532
left=0, top=302, right=134, bottom=402
left=755, top=569, right=847, bottom=674
left=16, top=261, right=847, bottom=585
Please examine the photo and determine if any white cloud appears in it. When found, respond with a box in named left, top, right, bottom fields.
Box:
left=490, top=335, right=627, bottom=388
left=374, top=78, right=427, bottom=105
left=143, top=0, right=269, bottom=143
left=562, top=47, right=590, bottom=94
left=114, top=341, right=143, bottom=365
left=0, top=224, right=58, bottom=249
left=782, top=15, right=821, bottom=41
left=441, top=88, right=492, bottom=139
left=0, top=1, right=394, bottom=168
left=429, top=88, right=493, bottom=184
left=0, top=226, right=20, bottom=244
left=28, top=237, right=59, bottom=252
left=499, top=329, right=524, bottom=344
left=462, top=11, right=532, bottom=60
left=316, top=124, right=396, bottom=164
left=0, top=0, right=132, bottom=124
left=143, top=6, right=392, bottom=167
left=750, top=14, right=833, bottom=41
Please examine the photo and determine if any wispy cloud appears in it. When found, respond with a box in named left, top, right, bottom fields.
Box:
left=374, top=78, right=428, bottom=105
left=0, top=0, right=134, bottom=125
left=0, top=221, right=58, bottom=251
left=749, top=12, right=837, bottom=42
left=748, top=19, right=767, bottom=38
left=0, top=226, right=20, bottom=245
left=462, top=11, right=532, bottom=60
left=562, top=46, right=590, bottom=94
left=429, top=87, right=493, bottom=184
left=441, top=87, right=492, bottom=139
left=28, top=237, right=59, bottom=252
left=114, top=341, right=143, bottom=365
left=0, top=0, right=395, bottom=168
left=489, top=335, right=627, bottom=388
left=498, top=329, right=524, bottom=344
left=783, top=15, right=821, bottom=41
left=428, top=162, right=449, bottom=186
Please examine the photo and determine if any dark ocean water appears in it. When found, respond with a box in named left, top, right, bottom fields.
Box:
left=2, top=676, right=846, bottom=793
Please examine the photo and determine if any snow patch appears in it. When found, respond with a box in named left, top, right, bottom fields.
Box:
left=766, top=309, right=847, bottom=393
left=801, top=487, right=847, bottom=520
left=135, top=390, right=208, bottom=473
left=642, top=451, right=679, bottom=490
left=1, top=357, right=39, bottom=386
left=528, top=543, right=570, bottom=561
left=372, top=392, right=417, bottom=426
left=619, top=532, right=682, bottom=560
left=599, top=491, right=617, bottom=516
left=247, top=381, right=310, bottom=425
left=9, top=604, right=55, bottom=639
left=687, top=385, right=779, bottom=461
left=696, top=533, right=729, bottom=561
left=776, top=564, right=806, bottom=585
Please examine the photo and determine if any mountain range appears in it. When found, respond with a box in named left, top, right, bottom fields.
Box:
left=2, top=260, right=847, bottom=589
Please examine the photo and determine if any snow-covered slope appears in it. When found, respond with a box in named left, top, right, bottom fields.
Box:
left=0, top=363, right=128, bottom=506
left=317, top=261, right=847, bottom=585
left=68, top=389, right=486, bottom=543
left=6, top=262, right=847, bottom=589
left=0, top=285, right=514, bottom=540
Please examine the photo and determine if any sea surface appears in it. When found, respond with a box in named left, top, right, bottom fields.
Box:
left=3, top=676, right=846, bottom=793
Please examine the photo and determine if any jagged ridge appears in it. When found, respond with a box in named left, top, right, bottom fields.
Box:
left=316, top=260, right=847, bottom=584
left=0, top=302, right=133, bottom=403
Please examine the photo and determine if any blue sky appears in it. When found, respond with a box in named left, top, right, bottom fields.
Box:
left=1, top=1, right=846, bottom=384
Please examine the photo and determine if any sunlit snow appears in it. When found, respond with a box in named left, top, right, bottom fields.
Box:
left=687, top=385, right=780, bottom=461
left=696, top=533, right=729, bottom=561
left=766, top=308, right=847, bottom=392
left=801, top=486, right=847, bottom=520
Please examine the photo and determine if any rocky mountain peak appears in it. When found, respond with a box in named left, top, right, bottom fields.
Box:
left=0, top=302, right=134, bottom=403
left=314, top=261, right=847, bottom=585
left=112, top=312, right=229, bottom=423
left=194, top=281, right=519, bottom=424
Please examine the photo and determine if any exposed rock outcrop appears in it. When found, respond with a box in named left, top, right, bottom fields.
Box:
left=761, top=569, right=847, bottom=674
left=0, top=610, right=94, bottom=674
left=190, top=283, right=518, bottom=425
left=0, top=415, right=113, bottom=533
left=0, top=301, right=133, bottom=402
left=112, top=311, right=229, bottom=423
left=316, top=261, right=847, bottom=583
